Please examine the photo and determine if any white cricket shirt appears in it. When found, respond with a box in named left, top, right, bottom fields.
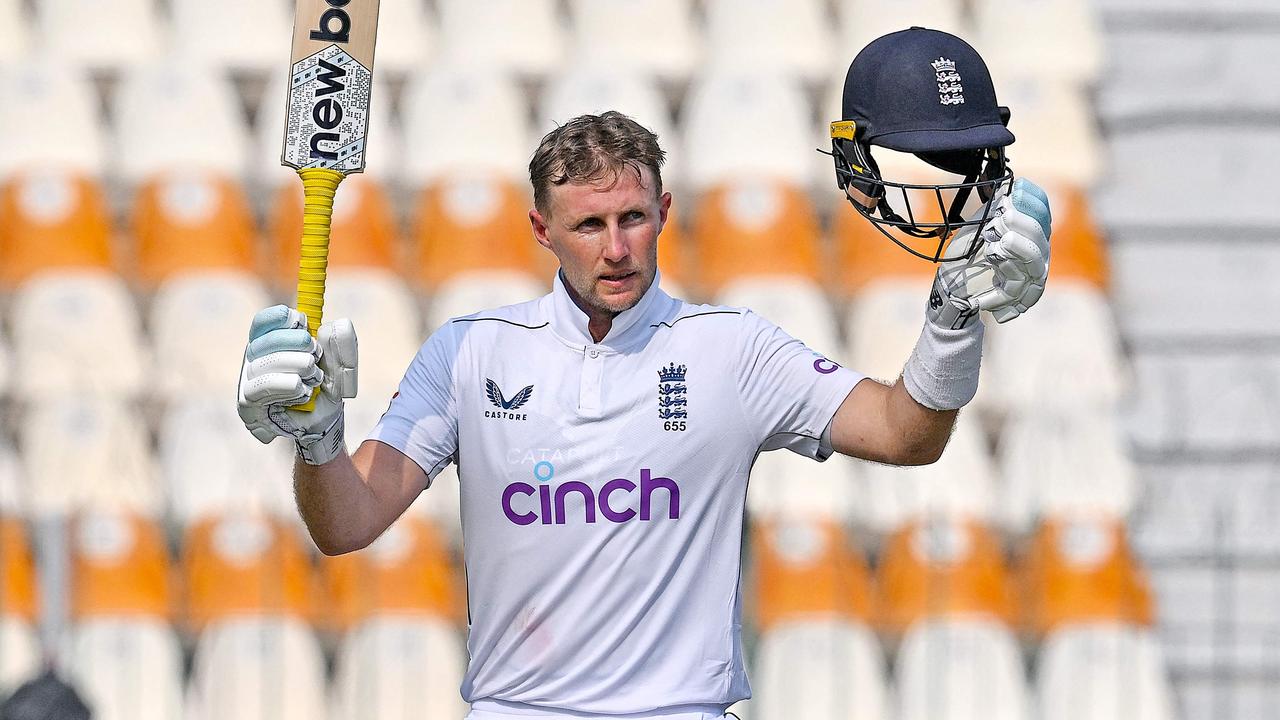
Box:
left=367, top=272, right=864, bottom=716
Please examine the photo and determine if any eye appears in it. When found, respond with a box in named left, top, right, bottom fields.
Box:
left=623, top=210, right=645, bottom=223
left=575, top=218, right=603, bottom=232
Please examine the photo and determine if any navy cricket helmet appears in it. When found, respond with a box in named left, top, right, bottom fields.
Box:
left=829, top=27, right=1015, bottom=262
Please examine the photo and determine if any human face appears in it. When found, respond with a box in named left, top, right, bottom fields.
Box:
left=530, top=164, right=671, bottom=330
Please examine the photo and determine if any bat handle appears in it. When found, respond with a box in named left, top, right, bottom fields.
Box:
left=290, top=167, right=346, bottom=412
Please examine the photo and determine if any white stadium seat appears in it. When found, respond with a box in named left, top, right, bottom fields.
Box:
left=330, top=616, right=468, bottom=720
left=324, top=269, right=423, bottom=447
left=0, top=438, right=23, bottom=517
left=565, top=0, right=699, bottom=84
left=34, top=0, right=159, bottom=72
left=0, top=61, right=105, bottom=177
left=973, top=0, right=1103, bottom=86
left=980, top=282, right=1126, bottom=416
left=857, top=413, right=996, bottom=536
left=20, top=398, right=162, bottom=520
left=895, top=618, right=1029, bottom=720
left=703, top=0, right=834, bottom=84
left=255, top=72, right=401, bottom=189
left=187, top=617, right=328, bottom=720
left=1112, top=234, right=1280, bottom=344
left=1090, top=0, right=1280, bottom=18
left=59, top=618, right=184, bottom=720
left=0, top=0, right=29, bottom=66
left=835, top=0, right=967, bottom=63
left=0, top=615, right=39, bottom=696
left=747, top=445, right=860, bottom=525
left=754, top=620, right=889, bottom=720
left=682, top=70, right=815, bottom=193
left=424, top=270, right=549, bottom=331
left=148, top=271, right=270, bottom=404
left=997, top=79, right=1103, bottom=188
left=435, top=0, right=564, bottom=79
left=169, top=0, right=290, bottom=75
left=1098, top=128, right=1280, bottom=233
left=716, top=277, right=845, bottom=361
left=159, top=397, right=296, bottom=530
left=538, top=69, right=681, bottom=188
left=1100, top=30, right=1280, bottom=122
left=113, top=60, right=250, bottom=184
left=997, top=408, right=1139, bottom=534
left=9, top=270, right=148, bottom=402
left=373, top=0, right=438, bottom=77
left=1037, top=624, right=1176, bottom=720
left=0, top=332, right=10, bottom=400
left=842, top=279, right=933, bottom=383
left=401, top=65, right=532, bottom=187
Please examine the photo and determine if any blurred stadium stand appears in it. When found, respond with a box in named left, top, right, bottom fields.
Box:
left=0, top=1, right=1272, bottom=718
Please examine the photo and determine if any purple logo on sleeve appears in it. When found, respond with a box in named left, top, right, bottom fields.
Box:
left=501, top=465, right=681, bottom=526
left=813, top=357, right=840, bottom=374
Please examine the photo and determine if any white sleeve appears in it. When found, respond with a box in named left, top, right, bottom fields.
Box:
left=735, top=311, right=865, bottom=460
left=365, top=322, right=461, bottom=484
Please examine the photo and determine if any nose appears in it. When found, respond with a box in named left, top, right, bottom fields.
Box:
left=602, top=223, right=629, bottom=263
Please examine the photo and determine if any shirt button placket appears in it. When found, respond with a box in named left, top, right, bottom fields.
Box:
left=579, top=346, right=604, bottom=416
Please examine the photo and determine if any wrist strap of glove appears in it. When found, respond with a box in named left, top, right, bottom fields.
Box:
left=902, top=317, right=985, bottom=411
left=294, top=408, right=346, bottom=466
left=926, top=272, right=981, bottom=330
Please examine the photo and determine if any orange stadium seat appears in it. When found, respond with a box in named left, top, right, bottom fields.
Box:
left=877, top=517, right=1017, bottom=636
left=269, top=174, right=401, bottom=287
left=130, top=171, right=256, bottom=286
left=0, top=516, right=38, bottom=622
left=0, top=170, right=114, bottom=287
left=1044, top=182, right=1110, bottom=289
left=71, top=509, right=173, bottom=620
left=656, top=205, right=690, bottom=293
left=692, top=180, right=822, bottom=296
left=412, top=174, right=541, bottom=288
left=749, top=518, right=874, bottom=633
left=320, top=515, right=463, bottom=632
left=1017, top=515, right=1155, bottom=637
left=831, top=187, right=943, bottom=297
left=182, top=514, right=320, bottom=632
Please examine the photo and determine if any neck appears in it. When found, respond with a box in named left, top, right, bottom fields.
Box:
left=563, top=280, right=617, bottom=343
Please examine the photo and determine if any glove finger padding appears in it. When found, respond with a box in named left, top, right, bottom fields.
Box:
left=318, top=319, right=358, bottom=400
left=246, top=351, right=322, bottom=387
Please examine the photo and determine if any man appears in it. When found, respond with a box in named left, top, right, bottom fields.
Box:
left=237, top=28, right=1050, bottom=720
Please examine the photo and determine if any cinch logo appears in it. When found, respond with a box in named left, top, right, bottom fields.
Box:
left=501, top=462, right=681, bottom=526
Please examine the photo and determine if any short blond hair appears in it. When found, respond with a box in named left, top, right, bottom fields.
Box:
left=529, top=111, right=666, bottom=216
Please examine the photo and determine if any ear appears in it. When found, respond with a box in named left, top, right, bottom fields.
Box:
left=530, top=208, right=553, bottom=251
left=657, top=191, right=672, bottom=232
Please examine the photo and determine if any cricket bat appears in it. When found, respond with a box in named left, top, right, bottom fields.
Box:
left=281, top=0, right=380, bottom=410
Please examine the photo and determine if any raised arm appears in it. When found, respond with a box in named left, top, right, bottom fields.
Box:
left=830, top=178, right=1053, bottom=466
left=237, top=305, right=444, bottom=556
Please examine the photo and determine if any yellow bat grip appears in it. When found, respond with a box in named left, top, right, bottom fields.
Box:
left=290, top=167, right=346, bottom=412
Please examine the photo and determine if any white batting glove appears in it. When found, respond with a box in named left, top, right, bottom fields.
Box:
left=236, top=305, right=358, bottom=465
left=928, top=178, right=1053, bottom=329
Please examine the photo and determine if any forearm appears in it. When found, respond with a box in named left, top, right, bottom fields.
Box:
left=293, top=450, right=380, bottom=556
left=885, top=377, right=958, bottom=464
left=832, top=377, right=956, bottom=465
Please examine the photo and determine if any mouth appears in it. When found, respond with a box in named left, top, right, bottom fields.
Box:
left=598, top=271, right=637, bottom=290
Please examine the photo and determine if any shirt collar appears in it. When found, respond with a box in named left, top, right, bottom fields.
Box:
left=546, top=269, right=670, bottom=350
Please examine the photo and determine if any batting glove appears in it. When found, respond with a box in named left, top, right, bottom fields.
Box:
left=928, top=178, right=1053, bottom=329
left=236, top=305, right=358, bottom=465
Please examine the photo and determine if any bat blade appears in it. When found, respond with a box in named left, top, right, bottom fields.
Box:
left=281, top=0, right=381, bottom=173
